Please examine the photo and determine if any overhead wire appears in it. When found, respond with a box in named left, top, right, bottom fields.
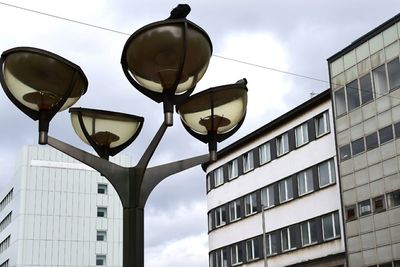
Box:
left=0, top=1, right=400, bottom=102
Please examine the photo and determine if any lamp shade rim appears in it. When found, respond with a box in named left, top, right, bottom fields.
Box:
left=69, top=107, right=144, bottom=122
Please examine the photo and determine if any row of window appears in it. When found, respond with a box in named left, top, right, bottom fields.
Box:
left=208, top=159, right=336, bottom=231
left=0, top=212, right=11, bottom=234
left=209, top=211, right=341, bottom=267
left=0, top=236, right=10, bottom=255
left=97, top=184, right=108, bottom=265
left=0, top=260, right=8, bottom=267
left=334, top=57, right=400, bottom=117
left=207, top=111, right=331, bottom=192
left=367, top=261, right=400, bottom=267
left=339, top=121, right=400, bottom=161
left=346, top=189, right=400, bottom=222
left=0, top=189, right=13, bottom=213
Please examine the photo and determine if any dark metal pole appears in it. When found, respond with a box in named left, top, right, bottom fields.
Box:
left=123, top=207, right=144, bottom=267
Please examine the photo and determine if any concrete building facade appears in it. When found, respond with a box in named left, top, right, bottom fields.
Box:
left=0, top=146, right=126, bottom=267
left=204, top=90, right=346, bottom=267
left=328, top=14, right=400, bottom=267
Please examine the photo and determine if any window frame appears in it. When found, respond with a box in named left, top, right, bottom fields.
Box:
left=229, top=200, right=241, bottom=222
left=281, top=226, right=297, bottom=251
left=322, top=212, right=340, bottom=240
left=345, top=205, right=357, bottom=222
left=230, top=243, right=243, bottom=266
left=227, top=159, right=239, bottom=180
left=387, top=189, right=400, bottom=208
left=244, top=193, right=257, bottom=216
left=373, top=195, right=386, bottom=213
left=214, top=167, right=224, bottom=187
left=97, top=183, right=108, bottom=194
left=315, top=111, right=330, bottom=137
left=300, top=221, right=318, bottom=246
left=97, top=207, right=107, bottom=218
left=295, top=123, right=309, bottom=147
left=96, top=230, right=107, bottom=241
left=242, top=151, right=254, bottom=173
left=379, top=125, right=394, bottom=144
left=259, top=142, right=271, bottom=165
left=245, top=238, right=259, bottom=261
left=96, top=254, right=106, bottom=266
left=297, top=168, right=314, bottom=196
left=215, top=248, right=227, bottom=267
left=276, top=133, right=289, bottom=156
left=334, top=87, right=347, bottom=117
left=261, top=185, right=274, bottom=209
left=214, top=206, right=226, bottom=227
left=278, top=177, right=293, bottom=203
left=359, top=199, right=372, bottom=217
left=318, top=159, right=336, bottom=188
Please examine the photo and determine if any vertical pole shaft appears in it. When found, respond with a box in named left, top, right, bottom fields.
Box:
left=123, top=207, right=144, bottom=267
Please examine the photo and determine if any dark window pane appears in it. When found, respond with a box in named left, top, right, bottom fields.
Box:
left=379, top=125, right=394, bottom=144
left=346, top=205, right=357, bottom=221
left=270, top=232, right=279, bottom=254
left=373, top=196, right=385, bottom=213
left=346, top=80, right=360, bottom=111
left=339, top=144, right=351, bottom=161
left=373, top=64, right=388, bottom=96
left=310, top=219, right=318, bottom=243
left=388, top=58, right=400, bottom=90
left=360, top=73, right=374, bottom=104
left=388, top=190, right=400, bottom=208
left=351, top=137, right=365, bottom=155
left=322, top=214, right=334, bottom=239
left=365, top=132, right=379, bottom=150
left=395, top=122, right=400, bottom=138
left=334, top=212, right=340, bottom=237
left=334, top=88, right=346, bottom=116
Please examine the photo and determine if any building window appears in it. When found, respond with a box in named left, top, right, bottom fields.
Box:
left=244, top=193, right=257, bottom=216
left=334, top=88, right=346, bottom=116
left=297, top=168, right=314, bottom=196
left=339, top=144, right=351, bottom=161
left=245, top=238, right=260, bottom=261
left=227, top=159, right=238, bottom=180
left=300, top=220, right=318, bottom=246
left=0, top=189, right=13, bottom=213
left=276, top=133, right=289, bottom=156
left=395, top=122, right=400, bottom=138
left=0, top=236, right=10, bottom=254
left=322, top=212, right=340, bottom=240
left=346, top=205, right=357, bottom=221
left=279, top=177, right=293, bottom=203
left=295, top=123, right=309, bottom=147
left=207, top=174, right=211, bottom=192
left=229, top=200, right=241, bottom=222
left=0, top=260, right=8, bottom=267
left=0, top=212, right=12, bottom=234
left=388, top=57, right=400, bottom=90
left=96, top=230, right=107, bottom=241
left=281, top=226, right=297, bottom=251
left=360, top=73, right=374, bottom=104
left=215, top=248, right=227, bottom=267
left=315, top=111, right=330, bottom=137
left=373, top=196, right=386, bottom=213
left=230, top=243, right=243, bottom=265
left=215, top=206, right=226, bottom=227
left=387, top=190, right=400, bottom=208
left=373, top=64, right=388, bottom=96
left=259, top=142, right=271, bottom=165
left=358, top=200, right=372, bottom=217
left=261, top=185, right=274, bottom=208
left=214, top=167, right=224, bottom=187
left=346, top=80, right=360, bottom=111
left=97, top=207, right=107, bottom=218
left=266, top=232, right=279, bottom=255
left=318, top=159, right=336, bottom=187
left=242, top=151, right=254, bottom=173
left=366, top=132, right=379, bottom=150
left=96, top=255, right=106, bottom=266
left=208, top=212, right=213, bottom=231
left=379, top=125, right=394, bottom=144
left=351, top=137, right=365, bottom=155
left=97, top=184, right=107, bottom=194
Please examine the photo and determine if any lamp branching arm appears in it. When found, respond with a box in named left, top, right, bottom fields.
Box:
left=139, top=153, right=209, bottom=206
left=47, top=136, right=130, bottom=204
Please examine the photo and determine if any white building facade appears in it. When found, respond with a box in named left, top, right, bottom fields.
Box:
left=0, top=146, right=126, bottom=267
left=205, top=90, right=346, bottom=267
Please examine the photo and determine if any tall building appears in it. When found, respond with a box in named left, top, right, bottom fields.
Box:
left=328, top=14, right=400, bottom=267
left=204, top=90, right=346, bottom=267
left=0, top=145, right=126, bottom=267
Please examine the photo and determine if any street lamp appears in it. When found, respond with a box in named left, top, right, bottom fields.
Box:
left=0, top=4, right=248, bottom=267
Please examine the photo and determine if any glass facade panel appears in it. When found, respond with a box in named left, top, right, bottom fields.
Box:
left=379, top=125, right=394, bottom=144
left=360, top=73, right=374, bottom=104
left=373, top=64, right=389, bottom=96
left=346, top=80, right=360, bottom=111
left=388, top=57, right=400, bottom=90
left=351, top=137, right=365, bottom=155
left=334, top=88, right=346, bottom=116
left=366, top=132, right=379, bottom=150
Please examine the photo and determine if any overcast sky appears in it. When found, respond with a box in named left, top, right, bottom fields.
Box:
left=0, top=1, right=399, bottom=266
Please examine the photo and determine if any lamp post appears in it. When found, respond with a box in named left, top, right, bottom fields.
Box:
left=0, top=4, right=248, bottom=267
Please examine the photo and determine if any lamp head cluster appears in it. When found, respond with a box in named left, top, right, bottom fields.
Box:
left=0, top=4, right=248, bottom=161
